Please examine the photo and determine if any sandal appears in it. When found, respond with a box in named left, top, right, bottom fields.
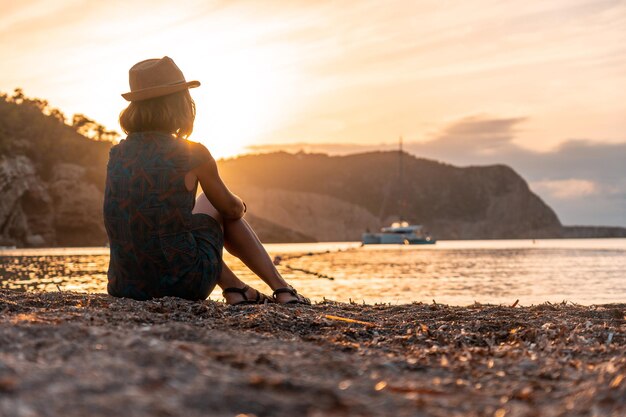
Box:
left=222, top=284, right=273, bottom=305
left=272, top=286, right=311, bottom=305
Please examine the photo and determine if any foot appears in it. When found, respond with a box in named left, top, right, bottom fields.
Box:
left=272, top=286, right=311, bottom=305
left=222, top=284, right=273, bottom=305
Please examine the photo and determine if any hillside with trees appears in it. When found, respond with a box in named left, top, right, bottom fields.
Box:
left=1, top=89, right=623, bottom=247
left=0, top=89, right=114, bottom=190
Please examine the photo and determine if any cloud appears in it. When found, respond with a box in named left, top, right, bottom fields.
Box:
left=247, top=115, right=528, bottom=158
left=530, top=179, right=599, bottom=199
left=246, top=116, right=626, bottom=227
left=437, top=116, right=525, bottom=138
left=415, top=117, right=626, bottom=227
left=419, top=116, right=525, bottom=156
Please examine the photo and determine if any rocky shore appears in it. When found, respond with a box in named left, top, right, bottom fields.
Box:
left=0, top=289, right=624, bottom=417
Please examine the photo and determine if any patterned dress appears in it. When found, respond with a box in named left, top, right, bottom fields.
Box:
left=103, top=131, right=224, bottom=301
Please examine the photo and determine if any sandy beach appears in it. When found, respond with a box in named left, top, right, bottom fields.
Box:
left=0, top=289, right=623, bottom=417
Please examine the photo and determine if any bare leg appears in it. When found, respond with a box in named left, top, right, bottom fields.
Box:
left=216, top=261, right=245, bottom=289
left=192, top=193, right=259, bottom=304
left=194, top=193, right=301, bottom=303
left=223, top=217, right=289, bottom=289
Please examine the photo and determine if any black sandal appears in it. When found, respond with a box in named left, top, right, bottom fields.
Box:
left=272, top=286, right=311, bottom=305
left=222, top=284, right=273, bottom=305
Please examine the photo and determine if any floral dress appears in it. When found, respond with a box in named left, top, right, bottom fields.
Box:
left=103, top=131, right=223, bottom=300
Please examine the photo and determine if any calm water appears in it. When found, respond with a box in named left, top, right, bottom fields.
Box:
left=1, top=239, right=625, bottom=306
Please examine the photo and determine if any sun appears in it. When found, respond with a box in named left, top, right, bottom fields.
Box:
left=183, top=47, right=293, bottom=159
left=95, top=11, right=302, bottom=158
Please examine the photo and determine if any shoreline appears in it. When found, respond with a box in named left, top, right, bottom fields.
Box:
left=1, top=235, right=626, bottom=251
left=1, top=289, right=624, bottom=416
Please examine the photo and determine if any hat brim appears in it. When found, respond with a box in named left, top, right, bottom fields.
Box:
left=121, top=80, right=200, bottom=102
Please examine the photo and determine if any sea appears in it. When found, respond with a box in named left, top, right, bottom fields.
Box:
left=1, top=239, right=624, bottom=306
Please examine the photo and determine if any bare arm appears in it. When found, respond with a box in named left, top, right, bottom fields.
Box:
left=192, top=154, right=245, bottom=220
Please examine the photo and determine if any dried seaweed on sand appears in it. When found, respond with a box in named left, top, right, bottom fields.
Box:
left=0, top=289, right=624, bottom=417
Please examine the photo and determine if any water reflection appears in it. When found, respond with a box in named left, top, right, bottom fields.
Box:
left=1, top=239, right=625, bottom=305
left=1, top=255, right=108, bottom=293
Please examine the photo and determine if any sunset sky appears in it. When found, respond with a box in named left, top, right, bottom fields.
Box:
left=1, top=0, right=625, bottom=226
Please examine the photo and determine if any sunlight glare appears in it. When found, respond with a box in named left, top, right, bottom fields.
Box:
left=185, top=47, right=294, bottom=158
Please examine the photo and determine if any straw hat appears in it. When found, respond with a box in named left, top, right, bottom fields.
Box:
left=121, top=56, right=200, bottom=101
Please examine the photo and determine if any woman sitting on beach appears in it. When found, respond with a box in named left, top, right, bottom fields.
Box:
left=103, top=56, right=309, bottom=305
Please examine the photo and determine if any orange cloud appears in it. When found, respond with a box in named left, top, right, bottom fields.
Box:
left=530, top=179, right=599, bottom=200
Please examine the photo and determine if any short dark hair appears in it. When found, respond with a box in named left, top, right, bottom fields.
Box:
left=119, top=90, right=196, bottom=139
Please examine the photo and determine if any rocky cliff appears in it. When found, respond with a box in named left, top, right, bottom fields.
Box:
left=561, top=226, right=626, bottom=238
left=218, top=152, right=564, bottom=240
left=0, top=157, right=107, bottom=247
left=0, top=91, right=112, bottom=247
left=0, top=155, right=53, bottom=246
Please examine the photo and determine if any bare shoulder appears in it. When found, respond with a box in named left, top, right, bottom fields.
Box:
left=184, top=139, right=214, bottom=169
left=185, top=139, right=211, bottom=153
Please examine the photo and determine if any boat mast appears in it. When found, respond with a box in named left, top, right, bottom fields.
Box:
left=398, top=136, right=404, bottom=223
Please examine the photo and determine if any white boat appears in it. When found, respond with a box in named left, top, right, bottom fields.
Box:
left=362, top=221, right=435, bottom=245
left=361, top=137, right=436, bottom=245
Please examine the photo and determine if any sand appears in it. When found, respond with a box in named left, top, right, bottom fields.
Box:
left=0, top=289, right=624, bottom=417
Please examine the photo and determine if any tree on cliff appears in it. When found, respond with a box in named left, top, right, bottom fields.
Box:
left=0, top=88, right=114, bottom=189
left=71, top=114, right=119, bottom=142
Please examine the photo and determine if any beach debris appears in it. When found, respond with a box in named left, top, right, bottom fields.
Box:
left=374, top=381, right=387, bottom=391
left=607, top=331, right=615, bottom=345
left=440, top=355, right=450, bottom=367
left=386, top=384, right=445, bottom=395
left=323, top=314, right=376, bottom=327
left=0, top=376, right=17, bottom=393
left=0, top=289, right=624, bottom=416
left=610, top=374, right=624, bottom=389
